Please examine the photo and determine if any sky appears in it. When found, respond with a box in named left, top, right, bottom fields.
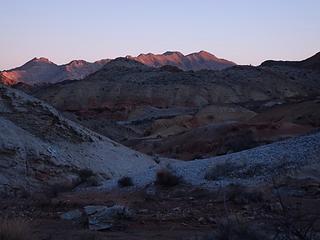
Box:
left=0, top=0, right=319, bottom=70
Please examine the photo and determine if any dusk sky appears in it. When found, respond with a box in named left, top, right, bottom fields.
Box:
left=1, top=0, right=319, bottom=70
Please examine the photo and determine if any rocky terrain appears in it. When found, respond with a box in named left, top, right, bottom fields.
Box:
left=0, top=52, right=320, bottom=239
left=2, top=77, right=319, bottom=193
left=26, top=53, right=320, bottom=160
left=1, top=130, right=320, bottom=239
left=0, top=84, right=157, bottom=197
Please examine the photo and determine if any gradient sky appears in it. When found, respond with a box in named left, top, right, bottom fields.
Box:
left=0, top=0, right=319, bottom=70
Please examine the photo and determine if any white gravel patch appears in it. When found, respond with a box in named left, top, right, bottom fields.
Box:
left=170, top=132, right=320, bottom=187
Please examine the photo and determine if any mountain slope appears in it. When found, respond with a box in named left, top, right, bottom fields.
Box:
left=130, top=51, right=236, bottom=71
left=0, top=83, right=156, bottom=196
left=1, top=58, right=110, bottom=85
left=0, top=72, right=15, bottom=85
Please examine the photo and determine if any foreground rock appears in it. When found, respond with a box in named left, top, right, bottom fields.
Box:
left=84, top=205, right=133, bottom=231
left=60, top=205, right=133, bottom=231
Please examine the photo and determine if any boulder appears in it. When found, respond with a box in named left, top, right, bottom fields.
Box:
left=84, top=205, right=134, bottom=231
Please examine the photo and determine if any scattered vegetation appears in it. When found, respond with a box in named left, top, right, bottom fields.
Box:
left=204, top=162, right=239, bottom=181
left=0, top=218, right=31, bottom=240
left=205, top=162, right=266, bottom=181
left=268, top=180, right=320, bottom=240
left=118, top=177, right=134, bottom=188
left=77, top=168, right=101, bottom=187
left=155, top=169, right=181, bottom=187
left=225, top=184, right=264, bottom=205
left=213, top=218, right=267, bottom=240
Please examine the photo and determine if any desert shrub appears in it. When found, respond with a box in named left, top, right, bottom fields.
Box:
left=118, top=177, right=134, bottom=188
left=78, top=169, right=95, bottom=183
left=155, top=169, right=181, bottom=187
left=205, top=162, right=239, bottom=181
left=0, top=218, right=31, bottom=240
left=85, top=176, right=101, bottom=187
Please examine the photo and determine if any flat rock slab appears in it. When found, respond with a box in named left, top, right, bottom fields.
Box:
left=84, top=205, right=133, bottom=231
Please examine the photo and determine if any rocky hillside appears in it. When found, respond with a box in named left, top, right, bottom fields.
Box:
left=0, top=84, right=156, bottom=196
left=28, top=54, right=320, bottom=160
left=129, top=51, right=236, bottom=71
left=33, top=58, right=320, bottom=112
left=0, top=58, right=110, bottom=85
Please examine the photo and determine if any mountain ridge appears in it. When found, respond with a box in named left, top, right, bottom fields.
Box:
left=2, top=51, right=319, bottom=86
left=261, top=52, right=320, bottom=70
left=0, top=51, right=235, bottom=85
left=1, top=57, right=111, bottom=85
left=129, top=50, right=236, bottom=71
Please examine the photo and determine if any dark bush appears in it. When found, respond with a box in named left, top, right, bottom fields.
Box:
left=155, top=169, right=181, bottom=187
left=118, top=177, right=134, bottom=188
left=78, top=169, right=95, bottom=183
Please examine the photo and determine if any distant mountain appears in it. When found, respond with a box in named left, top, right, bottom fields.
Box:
left=261, top=52, right=320, bottom=70
left=129, top=51, right=236, bottom=71
left=0, top=57, right=110, bottom=85
left=0, top=72, right=14, bottom=85
left=0, top=51, right=235, bottom=85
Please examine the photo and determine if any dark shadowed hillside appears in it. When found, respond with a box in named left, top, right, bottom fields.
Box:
left=261, top=52, right=320, bottom=70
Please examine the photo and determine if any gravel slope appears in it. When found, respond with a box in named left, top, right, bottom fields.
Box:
left=170, top=131, right=320, bottom=187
